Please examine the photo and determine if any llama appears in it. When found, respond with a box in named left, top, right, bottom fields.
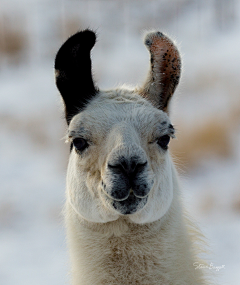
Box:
left=55, top=29, right=209, bottom=284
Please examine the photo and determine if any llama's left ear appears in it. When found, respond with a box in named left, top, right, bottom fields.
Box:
left=55, top=29, right=98, bottom=124
left=139, top=31, right=181, bottom=114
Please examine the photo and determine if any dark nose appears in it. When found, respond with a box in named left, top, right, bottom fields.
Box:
left=108, top=157, right=147, bottom=177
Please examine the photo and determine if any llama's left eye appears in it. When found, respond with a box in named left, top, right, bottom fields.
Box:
left=73, top=138, right=89, bottom=152
left=157, top=135, right=170, bottom=150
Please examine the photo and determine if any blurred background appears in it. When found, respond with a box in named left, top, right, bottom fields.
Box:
left=0, top=0, right=239, bottom=284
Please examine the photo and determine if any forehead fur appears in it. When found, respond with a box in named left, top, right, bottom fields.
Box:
left=68, top=88, right=171, bottom=137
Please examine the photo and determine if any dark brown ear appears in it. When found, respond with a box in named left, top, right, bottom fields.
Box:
left=55, top=29, right=98, bottom=125
left=138, top=31, right=181, bottom=114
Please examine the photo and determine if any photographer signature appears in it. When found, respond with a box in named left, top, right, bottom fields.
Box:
left=193, top=262, right=225, bottom=272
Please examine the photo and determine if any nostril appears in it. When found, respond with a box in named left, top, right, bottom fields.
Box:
left=108, top=160, right=147, bottom=175
left=134, top=161, right=147, bottom=173
left=108, top=163, right=124, bottom=174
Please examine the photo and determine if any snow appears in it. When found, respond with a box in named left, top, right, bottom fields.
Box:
left=0, top=0, right=240, bottom=284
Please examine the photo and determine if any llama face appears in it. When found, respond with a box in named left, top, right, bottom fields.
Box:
left=55, top=29, right=181, bottom=224
left=66, top=90, right=175, bottom=223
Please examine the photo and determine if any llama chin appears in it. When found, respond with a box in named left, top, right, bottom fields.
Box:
left=55, top=29, right=211, bottom=285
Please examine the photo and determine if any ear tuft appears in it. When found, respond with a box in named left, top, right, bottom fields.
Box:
left=144, top=31, right=164, bottom=47
left=55, top=29, right=98, bottom=125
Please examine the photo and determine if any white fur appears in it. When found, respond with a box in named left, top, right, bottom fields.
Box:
left=64, top=89, right=210, bottom=284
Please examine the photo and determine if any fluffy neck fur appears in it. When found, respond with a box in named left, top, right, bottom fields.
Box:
left=64, top=165, right=207, bottom=285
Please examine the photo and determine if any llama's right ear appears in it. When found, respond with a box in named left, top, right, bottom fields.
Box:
left=55, top=29, right=98, bottom=125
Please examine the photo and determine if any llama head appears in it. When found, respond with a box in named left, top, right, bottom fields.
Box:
left=55, top=30, right=181, bottom=224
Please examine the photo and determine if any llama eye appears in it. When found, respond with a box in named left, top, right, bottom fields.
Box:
left=73, top=138, right=89, bottom=152
left=157, top=135, right=170, bottom=150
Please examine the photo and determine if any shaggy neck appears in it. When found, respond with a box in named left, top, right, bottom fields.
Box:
left=65, top=187, right=205, bottom=285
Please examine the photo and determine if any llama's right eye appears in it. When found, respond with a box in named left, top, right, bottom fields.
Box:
left=73, top=138, right=89, bottom=152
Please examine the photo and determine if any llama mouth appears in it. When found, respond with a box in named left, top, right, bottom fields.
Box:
left=113, top=192, right=148, bottom=215
left=102, top=187, right=131, bottom=202
left=102, top=189, right=148, bottom=215
left=101, top=177, right=152, bottom=202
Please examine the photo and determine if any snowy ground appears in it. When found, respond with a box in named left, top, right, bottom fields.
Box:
left=0, top=0, right=240, bottom=284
